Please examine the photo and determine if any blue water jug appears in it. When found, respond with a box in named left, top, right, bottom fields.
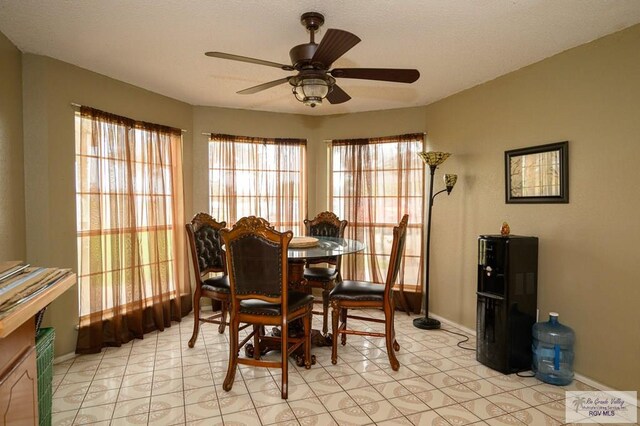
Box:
left=532, top=312, right=575, bottom=385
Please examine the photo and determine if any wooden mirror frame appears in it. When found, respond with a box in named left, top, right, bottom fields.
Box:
left=505, top=141, right=569, bottom=204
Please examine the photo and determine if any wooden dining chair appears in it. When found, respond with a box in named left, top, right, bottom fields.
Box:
left=303, top=211, right=348, bottom=335
left=185, top=213, right=232, bottom=348
left=220, top=216, right=314, bottom=399
left=329, top=214, right=409, bottom=371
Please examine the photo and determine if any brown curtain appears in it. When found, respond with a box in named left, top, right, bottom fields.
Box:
left=208, top=133, right=307, bottom=235
left=75, top=106, right=189, bottom=354
left=330, top=133, right=424, bottom=310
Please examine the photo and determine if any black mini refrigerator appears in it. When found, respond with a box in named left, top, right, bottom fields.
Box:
left=476, top=235, right=538, bottom=374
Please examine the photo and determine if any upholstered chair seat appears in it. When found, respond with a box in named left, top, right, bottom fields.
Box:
left=240, top=291, right=315, bottom=316
left=202, top=275, right=230, bottom=293
left=329, top=280, right=384, bottom=302
left=303, top=267, right=338, bottom=281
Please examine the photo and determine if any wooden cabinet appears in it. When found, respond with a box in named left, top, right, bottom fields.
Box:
left=0, top=320, right=38, bottom=425
left=0, top=270, right=75, bottom=426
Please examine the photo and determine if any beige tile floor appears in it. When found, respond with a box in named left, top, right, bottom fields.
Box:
left=50, top=310, right=627, bottom=426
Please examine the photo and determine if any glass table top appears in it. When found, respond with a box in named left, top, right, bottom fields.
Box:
left=288, top=236, right=364, bottom=260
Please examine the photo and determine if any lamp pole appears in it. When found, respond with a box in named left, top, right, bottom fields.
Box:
left=413, top=152, right=456, bottom=330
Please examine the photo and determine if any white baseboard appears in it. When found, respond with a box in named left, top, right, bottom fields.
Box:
left=573, top=372, right=615, bottom=392
left=428, top=312, right=477, bottom=337
left=573, top=373, right=640, bottom=406
left=53, top=351, right=77, bottom=364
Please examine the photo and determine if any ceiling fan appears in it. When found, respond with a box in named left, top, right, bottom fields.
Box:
left=205, top=12, right=420, bottom=107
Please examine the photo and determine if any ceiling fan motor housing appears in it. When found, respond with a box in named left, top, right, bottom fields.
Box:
left=290, top=12, right=325, bottom=69
left=289, top=43, right=319, bottom=69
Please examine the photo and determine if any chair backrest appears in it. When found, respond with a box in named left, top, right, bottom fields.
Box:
left=186, top=213, right=226, bottom=277
left=304, top=211, right=347, bottom=238
left=384, top=214, right=409, bottom=300
left=220, top=216, right=292, bottom=304
left=304, top=211, right=348, bottom=267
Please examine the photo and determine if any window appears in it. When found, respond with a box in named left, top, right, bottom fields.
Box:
left=75, top=106, right=187, bottom=352
left=330, top=133, right=424, bottom=292
left=208, top=134, right=307, bottom=235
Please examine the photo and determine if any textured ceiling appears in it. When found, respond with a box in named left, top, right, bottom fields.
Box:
left=1, top=0, right=640, bottom=116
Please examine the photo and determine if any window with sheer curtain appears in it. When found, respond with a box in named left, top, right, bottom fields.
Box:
left=74, top=106, right=188, bottom=353
left=330, top=133, right=424, bottom=308
left=208, top=134, right=307, bottom=235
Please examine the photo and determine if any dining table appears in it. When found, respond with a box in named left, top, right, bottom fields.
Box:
left=287, top=236, right=364, bottom=286
left=245, top=235, right=365, bottom=365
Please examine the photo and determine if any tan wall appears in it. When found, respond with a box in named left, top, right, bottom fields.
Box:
left=420, top=25, right=640, bottom=392
left=21, top=54, right=194, bottom=357
left=0, top=32, right=26, bottom=260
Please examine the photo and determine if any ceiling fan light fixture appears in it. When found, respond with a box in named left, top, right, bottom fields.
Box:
left=293, top=77, right=330, bottom=108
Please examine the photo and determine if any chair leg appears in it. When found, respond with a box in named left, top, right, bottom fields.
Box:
left=253, top=324, right=261, bottom=360
left=384, top=305, right=400, bottom=371
left=218, top=301, right=227, bottom=334
left=340, top=307, right=348, bottom=346
left=188, top=290, right=201, bottom=348
left=304, top=309, right=312, bottom=369
left=390, top=299, right=400, bottom=351
left=331, top=300, right=339, bottom=365
left=280, top=321, right=288, bottom=399
left=223, top=317, right=239, bottom=392
left=321, top=285, right=331, bottom=335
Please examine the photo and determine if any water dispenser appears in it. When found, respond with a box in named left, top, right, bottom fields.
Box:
left=476, top=235, right=538, bottom=374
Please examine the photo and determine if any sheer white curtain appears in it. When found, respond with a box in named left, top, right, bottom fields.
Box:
left=208, top=133, right=307, bottom=235
left=75, top=106, right=188, bottom=353
left=330, top=133, right=424, bottom=311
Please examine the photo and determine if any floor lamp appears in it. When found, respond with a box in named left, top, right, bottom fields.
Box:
left=413, top=151, right=457, bottom=330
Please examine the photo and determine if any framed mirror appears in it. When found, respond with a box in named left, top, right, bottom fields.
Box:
left=505, top=141, right=568, bottom=203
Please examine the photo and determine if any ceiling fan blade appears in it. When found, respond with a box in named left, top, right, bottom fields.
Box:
left=326, top=84, right=351, bottom=104
left=331, top=68, right=420, bottom=83
left=237, top=77, right=291, bottom=95
left=311, top=29, right=361, bottom=67
left=205, top=51, right=294, bottom=71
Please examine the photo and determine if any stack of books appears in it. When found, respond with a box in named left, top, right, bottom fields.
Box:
left=0, top=262, right=72, bottom=319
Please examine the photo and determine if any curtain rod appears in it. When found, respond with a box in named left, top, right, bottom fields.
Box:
left=206, top=133, right=427, bottom=141
left=324, top=132, right=427, bottom=143
left=70, top=103, right=187, bottom=133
